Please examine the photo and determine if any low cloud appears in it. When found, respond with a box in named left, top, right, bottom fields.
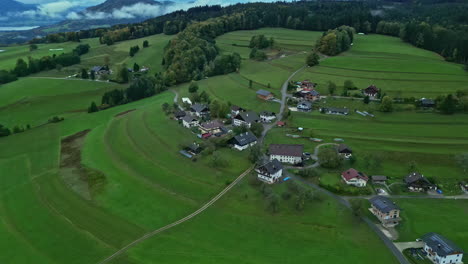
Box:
left=9, top=1, right=79, bottom=19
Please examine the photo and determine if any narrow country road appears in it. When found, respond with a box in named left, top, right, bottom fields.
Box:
left=26, top=76, right=110, bottom=83
left=98, top=165, right=254, bottom=264
left=284, top=143, right=339, bottom=169
left=170, top=89, right=184, bottom=110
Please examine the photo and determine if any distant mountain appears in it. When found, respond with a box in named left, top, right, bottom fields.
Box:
left=86, top=0, right=165, bottom=13
left=1, top=0, right=36, bottom=14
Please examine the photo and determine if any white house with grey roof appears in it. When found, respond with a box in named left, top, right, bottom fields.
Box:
left=256, top=159, right=283, bottom=184
left=421, top=233, right=464, bottom=264
left=190, top=103, right=210, bottom=117
left=182, top=115, right=199, bottom=128
left=269, top=144, right=303, bottom=164
left=233, top=111, right=259, bottom=128
left=259, top=111, right=276, bottom=123
left=230, top=132, right=257, bottom=151
left=369, top=196, right=401, bottom=227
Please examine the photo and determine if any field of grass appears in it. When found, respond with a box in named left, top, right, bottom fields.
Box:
left=296, top=34, right=468, bottom=97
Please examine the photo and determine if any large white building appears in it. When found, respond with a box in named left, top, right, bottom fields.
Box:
left=233, top=111, right=259, bottom=128
left=269, top=144, right=303, bottom=165
left=421, top=233, right=464, bottom=264
left=341, top=168, right=368, bottom=187
left=256, top=159, right=283, bottom=184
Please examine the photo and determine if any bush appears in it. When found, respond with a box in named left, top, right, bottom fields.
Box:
left=48, top=116, right=64, bottom=123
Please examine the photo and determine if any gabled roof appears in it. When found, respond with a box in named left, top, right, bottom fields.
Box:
left=298, top=101, right=312, bottom=108
left=322, top=107, right=349, bottom=114
left=370, top=196, right=399, bottom=213
left=182, top=115, right=198, bottom=123
left=421, top=233, right=464, bottom=257
left=191, top=103, right=209, bottom=113
left=231, top=105, right=244, bottom=111
left=235, top=111, right=259, bottom=124
left=256, top=159, right=283, bottom=175
left=232, top=132, right=257, bottom=146
left=174, top=110, right=186, bottom=118
left=269, top=144, right=303, bottom=157
left=372, top=175, right=387, bottom=181
left=341, top=168, right=368, bottom=181
left=405, top=172, right=430, bottom=184
left=200, top=120, right=223, bottom=130
left=337, top=144, right=352, bottom=153
left=420, top=98, right=435, bottom=106
left=364, top=85, right=379, bottom=94
left=256, top=89, right=272, bottom=97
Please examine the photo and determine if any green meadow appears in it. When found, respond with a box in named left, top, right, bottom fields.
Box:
left=296, top=34, right=468, bottom=97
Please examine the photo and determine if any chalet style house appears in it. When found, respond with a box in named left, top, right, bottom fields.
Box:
left=230, top=105, right=245, bottom=117
left=233, top=111, right=259, bottom=128
left=230, top=132, right=258, bottom=151
left=269, top=144, right=303, bottom=164
left=405, top=172, right=436, bottom=192
left=259, top=111, right=276, bottom=123
left=91, top=65, right=111, bottom=75
left=372, top=175, right=388, bottom=185
left=320, top=107, right=349, bottom=115
left=297, top=101, right=312, bottom=112
left=199, top=120, right=224, bottom=135
left=182, top=115, right=199, bottom=128
left=341, top=168, right=369, bottom=187
left=369, top=196, right=401, bottom=227
left=190, top=103, right=210, bottom=117
left=336, top=144, right=352, bottom=159
left=174, top=110, right=186, bottom=120
left=296, top=80, right=317, bottom=91
left=256, top=159, right=284, bottom=184
left=256, top=89, right=274, bottom=100
left=421, top=233, right=464, bottom=264
left=294, top=90, right=321, bottom=101
left=363, top=85, right=379, bottom=98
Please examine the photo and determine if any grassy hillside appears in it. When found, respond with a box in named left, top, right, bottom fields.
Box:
left=296, top=34, right=468, bottom=97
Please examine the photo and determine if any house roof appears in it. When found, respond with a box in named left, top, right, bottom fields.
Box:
left=405, top=172, right=431, bottom=185
left=372, top=175, right=388, bottom=181
left=188, top=143, right=202, bottom=153
left=421, top=98, right=435, bottom=105
left=182, top=115, right=197, bottom=123
left=364, top=85, right=379, bottom=94
left=232, top=132, right=257, bottom=146
left=256, top=159, right=283, bottom=175
left=298, top=101, right=312, bottom=108
left=200, top=120, right=223, bottom=130
left=231, top=105, right=243, bottom=111
left=322, top=107, right=349, bottom=114
left=421, top=233, right=464, bottom=257
left=256, top=89, right=272, bottom=97
left=235, top=111, right=259, bottom=124
left=341, top=168, right=369, bottom=181
left=174, top=111, right=186, bottom=118
left=269, top=144, right=303, bottom=157
left=370, top=196, right=399, bottom=213
left=191, top=103, right=209, bottom=113
left=337, top=144, right=352, bottom=153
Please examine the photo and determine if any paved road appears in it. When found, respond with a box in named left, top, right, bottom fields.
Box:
left=26, top=76, right=110, bottom=83
left=394, top=242, right=425, bottom=252
left=98, top=165, right=254, bottom=264
left=342, top=194, right=468, bottom=200
left=285, top=143, right=338, bottom=169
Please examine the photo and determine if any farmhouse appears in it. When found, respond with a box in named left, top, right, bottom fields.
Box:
left=421, top=233, right=464, bottom=264
left=186, top=143, right=202, bottom=155
left=297, top=80, right=316, bottom=90
left=363, top=85, right=379, bottom=98
left=320, top=107, right=349, bottom=115
left=233, top=111, right=259, bottom=128
left=199, top=120, right=224, bottom=135
left=294, top=90, right=321, bottom=101
left=231, top=105, right=245, bottom=117
left=420, top=98, right=436, bottom=108
left=256, top=159, right=283, bottom=184
left=174, top=110, right=186, bottom=120
left=341, top=168, right=368, bottom=187
left=372, top=175, right=388, bottom=185
left=461, top=181, right=468, bottom=193
left=336, top=144, right=352, bottom=158
left=405, top=172, right=436, bottom=192
left=269, top=144, right=303, bottom=165
left=256, top=89, right=273, bottom=100
left=369, top=196, right=401, bottom=227
left=182, top=115, right=199, bottom=128
left=190, top=103, right=210, bottom=117
left=230, top=132, right=257, bottom=151
left=297, top=101, right=312, bottom=112
left=91, top=65, right=111, bottom=75
left=259, top=111, right=276, bottom=123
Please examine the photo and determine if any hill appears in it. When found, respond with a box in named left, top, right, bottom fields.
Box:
left=0, top=0, right=35, bottom=14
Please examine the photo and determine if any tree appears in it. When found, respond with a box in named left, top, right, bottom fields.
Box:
left=363, top=95, right=370, bottom=104
left=117, top=65, right=129, bottom=83
left=88, top=101, right=99, bottom=113
left=210, top=151, right=229, bottom=168
left=344, top=80, right=354, bottom=90
left=438, top=94, right=457, bottom=114
left=306, top=52, right=320, bottom=66
left=266, top=193, right=280, bottom=213
left=133, top=63, right=140, bottom=72
left=350, top=199, right=364, bottom=217
left=90, top=70, right=96, bottom=80
left=188, top=81, right=199, bottom=93
left=456, top=153, right=468, bottom=175
left=29, top=44, right=38, bottom=51
left=250, top=122, right=264, bottom=137
left=318, top=148, right=343, bottom=168
left=162, top=102, right=170, bottom=114
left=248, top=145, right=262, bottom=164
left=14, top=58, right=29, bottom=77
left=379, top=96, right=393, bottom=112
left=233, top=124, right=248, bottom=135
left=328, top=81, right=337, bottom=95
left=210, top=100, right=221, bottom=118
left=249, top=80, right=253, bottom=88
left=0, top=124, right=11, bottom=137
left=143, top=40, right=149, bottom=48
left=81, top=68, right=89, bottom=79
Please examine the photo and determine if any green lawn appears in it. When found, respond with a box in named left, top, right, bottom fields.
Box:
left=296, top=34, right=468, bottom=97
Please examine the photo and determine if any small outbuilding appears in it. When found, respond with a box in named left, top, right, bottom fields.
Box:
left=372, top=175, right=388, bottom=185
left=336, top=144, right=352, bottom=159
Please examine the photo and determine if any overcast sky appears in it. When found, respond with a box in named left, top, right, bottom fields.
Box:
left=17, top=0, right=103, bottom=4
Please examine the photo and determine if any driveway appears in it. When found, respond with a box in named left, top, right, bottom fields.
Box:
left=394, top=242, right=425, bottom=252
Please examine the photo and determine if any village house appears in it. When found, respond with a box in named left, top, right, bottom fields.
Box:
left=372, top=175, right=388, bottom=185
left=230, top=105, right=245, bottom=117
left=294, top=90, right=321, bottom=101
left=190, top=103, right=210, bottom=118
left=336, top=144, right=352, bottom=159
left=229, top=132, right=257, bottom=151
left=420, top=98, right=436, bottom=108
left=186, top=143, right=202, bottom=156
left=91, top=65, right=111, bottom=75
left=269, top=144, right=304, bottom=165
left=259, top=111, right=276, bottom=123
left=461, top=181, right=468, bottom=193
left=369, top=196, right=401, bottom=227
left=341, top=168, right=369, bottom=187
left=256, top=159, right=284, bottom=184
left=320, top=107, right=349, bottom=115
left=296, top=80, right=316, bottom=91
left=363, top=85, right=379, bottom=98
left=297, top=101, right=312, bottom=112
left=256, top=89, right=274, bottom=101
left=174, top=110, right=186, bottom=120
left=405, top=172, right=436, bottom=192
left=182, top=115, right=199, bottom=128
left=421, top=233, right=464, bottom=264
left=233, top=111, right=259, bottom=128
left=199, top=120, right=224, bottom=135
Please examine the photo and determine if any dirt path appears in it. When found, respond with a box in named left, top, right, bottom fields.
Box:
left=98, top=165, right=254, bottom=264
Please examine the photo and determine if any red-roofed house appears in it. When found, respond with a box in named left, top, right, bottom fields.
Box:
left=341, top=168, right=369, bottom=187
left=363, top=85, right=379, bottom=98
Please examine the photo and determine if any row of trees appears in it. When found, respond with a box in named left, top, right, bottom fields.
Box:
left=129, top=45, right=140, bottom=57
left=316, top=26, right=355, bottom=56
left=249, top=35, right=274, bottom=49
